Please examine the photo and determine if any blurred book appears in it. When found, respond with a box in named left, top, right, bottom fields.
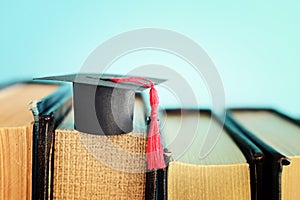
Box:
left=0, top=82, right=71, bottom=199
left=227, top=109, right=300, bottom=200
left=163, top=109, right=263, bottom=200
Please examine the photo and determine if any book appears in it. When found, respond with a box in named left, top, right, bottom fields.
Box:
left=50, top=93, right=149, bottom=199
left=227, top=109, right=300, bottom=200
left=0, top=82, right=71, bottom=200
left=162, top=109, right=263, bottom=200
left=222, top=114, right=265, bottom=200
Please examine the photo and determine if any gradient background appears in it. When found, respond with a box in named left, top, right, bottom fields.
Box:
left=1, top=1, right=299, bottom=116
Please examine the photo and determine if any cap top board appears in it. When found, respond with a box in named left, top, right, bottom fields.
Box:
left=34, top=73, right=165, bottom=91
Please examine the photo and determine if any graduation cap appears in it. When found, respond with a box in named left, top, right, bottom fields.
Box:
left=35, top=73, right=166, bottom=170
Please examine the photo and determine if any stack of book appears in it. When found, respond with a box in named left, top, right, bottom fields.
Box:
left=0, top=80, right=299, bottom=200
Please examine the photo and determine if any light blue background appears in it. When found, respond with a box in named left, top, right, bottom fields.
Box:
left=1, top=1, right=299, bottom=116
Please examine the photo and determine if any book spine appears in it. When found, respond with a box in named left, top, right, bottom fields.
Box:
left=34, top=115, right=55, bottom=200
left=145, top=150, right=171, bottom=200
left=156, top=150, right=171, bottom=200
left=145, top=171, right=157, bottom=200
left=31, top=84, right=72, bottom=200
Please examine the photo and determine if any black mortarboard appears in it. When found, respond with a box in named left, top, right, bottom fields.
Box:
left=35, top=74, right=165, bottom=136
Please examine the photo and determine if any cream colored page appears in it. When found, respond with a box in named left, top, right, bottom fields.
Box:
left=163, top=110, right=247, bottom=165
left=0, top=83, right=58, bottom=127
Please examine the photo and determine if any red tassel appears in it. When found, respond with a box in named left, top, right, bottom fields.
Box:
left=109, top=77, right=166, bottom=170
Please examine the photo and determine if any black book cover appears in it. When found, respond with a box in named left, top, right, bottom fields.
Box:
left=30, top=84, right=72, bottom=200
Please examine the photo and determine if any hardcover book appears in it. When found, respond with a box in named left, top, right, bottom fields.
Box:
left=227, top=109, right=300, bottom=200
left=162, top=109, right=264, bottom=200
left=50, top=93, right=150, bottom=199
left=0, top=82, right=71, bottom=199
